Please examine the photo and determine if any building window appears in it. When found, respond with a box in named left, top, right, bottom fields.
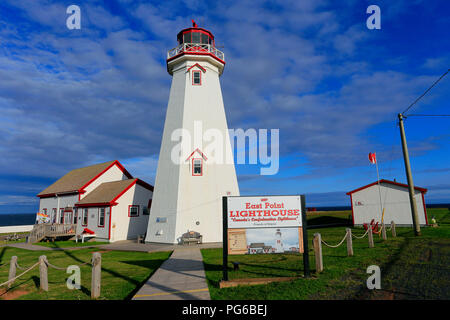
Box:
left=192, top=158, right=203, bottom=176
left=59, top=208, right=64, bottom=224
left=192, top=70, right=201, bottom=85
left=98, top=208, right=105, bottom=227
left=129, top=205, right=139, bottom=217
left=64, top=211, right=72, bottom=224
left=82, top=208, right=88, bottom=226
left=51, top=208, right=57, bottom=224
left=74, top=208, right=78, bottom=224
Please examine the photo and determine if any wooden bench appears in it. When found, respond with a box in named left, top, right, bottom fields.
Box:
left=180, top=231, right=203, bottom=245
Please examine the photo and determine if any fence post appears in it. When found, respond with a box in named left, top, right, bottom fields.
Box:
left=91, top=252, right=101, bottom=299
left=313, top=233, right=323, bottom=273
left=346, top=228, right=353, bottom=256
left=8, top=256, right=18, bottom=288
left=368, top=227, right=374, bottom=248
left=391, top=221, right=396, bottom=237
left=381, top=223, right=387, bottom=240
left=39, top=255, right=48, bottom=291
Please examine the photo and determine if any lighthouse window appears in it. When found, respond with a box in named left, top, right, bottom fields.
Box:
left=192, top=32, right=200, bottom=43
left=192, top=158, right=203, bottom=176
left=192, top=71, right=201, bottom=85
left=201, top=33, right=209, bottom=44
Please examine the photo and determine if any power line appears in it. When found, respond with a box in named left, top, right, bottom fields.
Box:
left=406, top=114, right=450, bottom=117
left=402, top=68, right=450, bottom=115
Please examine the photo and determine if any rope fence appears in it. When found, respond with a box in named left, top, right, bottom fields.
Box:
left=351, top=228, right=370, bottom=239
left=313, top=221, right=397, bottom=274
left=0, top=252, right=102, bottom=298
left=0, top=262, right=39, bottom=288
left=321, top=230, right=348, bottom=248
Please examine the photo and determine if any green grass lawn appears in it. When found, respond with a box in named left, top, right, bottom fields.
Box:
left=202, top=207, right=450, bottom=300
left=34, top=240, right=109, bottom=248
left=0, top=247, right=172, bottom=300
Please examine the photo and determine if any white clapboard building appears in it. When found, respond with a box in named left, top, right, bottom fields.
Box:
left=145, top=22, right=240, bottom=244
left=346, top=179, right=428, bottom=227
left=37, top=160, right=153, bottom=242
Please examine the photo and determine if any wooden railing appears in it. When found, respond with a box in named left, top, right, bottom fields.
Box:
left=27, top=224, right=77, bottom=243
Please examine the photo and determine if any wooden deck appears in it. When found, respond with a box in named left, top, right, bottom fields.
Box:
left=27, top=224, right=77, bottom=243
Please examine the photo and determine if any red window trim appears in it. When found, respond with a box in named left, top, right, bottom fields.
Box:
left=128, top=205, right=140, bottom=217
left=192, top=158, right=203, bottom=176
left=98, top=208, right=106, bottom=228
left=192, top=70, right=201, bottom=85
left=82, top=208, right=88, bottom=227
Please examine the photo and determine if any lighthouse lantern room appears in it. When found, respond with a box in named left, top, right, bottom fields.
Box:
left=145, top=21, right=239, bottom=244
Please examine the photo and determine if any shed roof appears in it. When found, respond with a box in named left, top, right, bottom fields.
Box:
left=346, top=179, right=427, bottom=195
left=37, top=160, right=132, bottom=197
left=75, top=178, right=153, bottom=207
left=249, top=243, right=265, bottom=248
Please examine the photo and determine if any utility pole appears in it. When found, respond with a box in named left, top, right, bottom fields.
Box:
left=398, top=113, right=421, bottom=236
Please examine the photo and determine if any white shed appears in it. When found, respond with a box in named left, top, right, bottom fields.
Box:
left=346, top=179, right=428, bottom=227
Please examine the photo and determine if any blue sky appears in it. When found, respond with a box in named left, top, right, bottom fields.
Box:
left=0, top=0, right=449, bottom=214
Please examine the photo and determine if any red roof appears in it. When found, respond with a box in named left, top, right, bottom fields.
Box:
left=75, top=178, right=154, bottom=207
left=37, top=160, right=133, bottom=198
left=346, top=179, right=427, bottom=195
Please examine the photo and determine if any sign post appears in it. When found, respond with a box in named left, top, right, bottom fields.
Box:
left=300, top=195, right=310, bottom=278
left=222, top=194, right=310, bottom=281
left=222, top=196, right=228, bottom=281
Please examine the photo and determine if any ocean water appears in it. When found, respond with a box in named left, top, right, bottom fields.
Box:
left=0, top=214, right=36, bottom=226
left=0, top=204, right=447, bottom=227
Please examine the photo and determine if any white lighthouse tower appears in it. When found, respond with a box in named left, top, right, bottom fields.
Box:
left=145, top=21, right=240, bottom=244
left=274, top=229, right=284, bottom=253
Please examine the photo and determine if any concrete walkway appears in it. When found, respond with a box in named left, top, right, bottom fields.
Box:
left=133, top=248, right=211, bottom=300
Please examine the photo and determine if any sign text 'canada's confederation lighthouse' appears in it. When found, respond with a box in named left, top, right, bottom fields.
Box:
left=145, top=21, right=240, bottom=244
